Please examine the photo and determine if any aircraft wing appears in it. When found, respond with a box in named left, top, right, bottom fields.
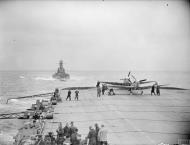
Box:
left=105, top=84, right=156, bottom=90
left=159, top=86, right=188, bottom=90
left=139, top=81, right=156, bottom=84
left=107, top=84, right=188, bottom=91
left=107, top=85, right=153, bottom=90
left=100, top=81, right=127, bottom=86
left=137, top=85, right=167, bottom=90
left=139, top=79, right=147, bottom=82
left=61, top=86, right=96, bottom=90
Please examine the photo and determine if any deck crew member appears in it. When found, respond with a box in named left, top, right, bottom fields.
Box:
left=101, top=84, right=107, bottom=95
left=63, top=123, right=70, bottom=137
left=97, top=86, right=101, bottom=98
left=156, top=85, right=160, bottom=96
left=75, top=89, right=79, bottom=101
left=69, top=121, right=77, bottom=137
left=108, top=88, right=115, bottom=96
left=66, top=90, right=72, bottom=101
left=56, top=122, right=64, bottom=138
left=151, top=85, right=156, bottom=95
left=70, top=128, right=81, bottom=145
left=54, top=88, right=62, bottom=102
left=87, top=126, right=97, bottom=145
left=54, top=88, right=59, bottom=98
left=95, top=123, right=100, bottom=145
left=96, top=81, right=100, bottom=87
left=46, top=132, right=56, bottom=145
left=98, top=125, right=108, bottom=145
left=56, top=122, right=65, bottom=144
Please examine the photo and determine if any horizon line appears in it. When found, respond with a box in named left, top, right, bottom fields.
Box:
left=0, top=69, right=190, bottom=72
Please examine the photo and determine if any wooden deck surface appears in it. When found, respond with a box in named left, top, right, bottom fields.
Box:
left=43, top=89, right=190, bottom=145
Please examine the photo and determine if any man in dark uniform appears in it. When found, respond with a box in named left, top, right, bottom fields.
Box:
left=45, top=132, right=56, bottom=145
left=75, top=89, right=79, bottom=101
left=156, top=85, right=160, bottom=96
left=54, top=88, right=59, bottom=99
left=151, top=85, right=156, bottom=95
left=66, top=90, right=71, bottom=101
left=108, top=88, right=115, bottom=96
left=63, top=123, right=70, bottom=138
left=101, top=84, right=107, bottom=95
left=95, top=123, right=100, bottom=145
left=70, top=128, right=81, bottom=145
left=87, top=126, right=97, bottom=145
left=96, top=81, right=100, bottom=87
left=56, top=122, right=64, bottom=138
left=56, top=123, right=64, bottom=145
left=69, top=121, right=77, bottom=137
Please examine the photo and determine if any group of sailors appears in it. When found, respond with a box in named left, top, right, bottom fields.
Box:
left=45, top=121, right=79, bottom=145
left=86, top=124, right=108, bottom=145
left=51, top=88, right=80, bottom=102
left=14, top=118, right=108, bottom=145
left=53, top=85, right=115, bottom=102
left=53, top=121, right=108, bottom=145
left=96, top=81, right=115, bottom=97
left=66, top=90, right=80, bottom=101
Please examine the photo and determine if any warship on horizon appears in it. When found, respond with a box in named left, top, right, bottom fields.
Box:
left=52, top=60, right=70, bottom=81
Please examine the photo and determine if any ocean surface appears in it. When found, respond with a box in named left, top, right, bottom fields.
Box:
left=0, top=70, right=190, bottom=144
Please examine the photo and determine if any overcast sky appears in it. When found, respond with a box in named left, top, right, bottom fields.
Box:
left=0, top=0, right=189, bottom=71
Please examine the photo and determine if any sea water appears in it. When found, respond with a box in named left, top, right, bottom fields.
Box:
left=0, top=71, right=190, bottom=144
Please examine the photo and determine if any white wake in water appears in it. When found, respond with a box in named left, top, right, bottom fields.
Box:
left=34, top=76, right=55, bottom=81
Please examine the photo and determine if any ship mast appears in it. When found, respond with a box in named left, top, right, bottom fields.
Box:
left=59, top=60, right=63, bottom=70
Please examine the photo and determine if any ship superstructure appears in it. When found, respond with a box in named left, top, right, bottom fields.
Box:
left=52, top=60, right=70, bottom=80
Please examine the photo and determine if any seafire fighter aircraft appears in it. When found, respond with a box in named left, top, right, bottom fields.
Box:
left=101, top=72, right=155, bottom=86
left=100, top=71, right=187, bottom=95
